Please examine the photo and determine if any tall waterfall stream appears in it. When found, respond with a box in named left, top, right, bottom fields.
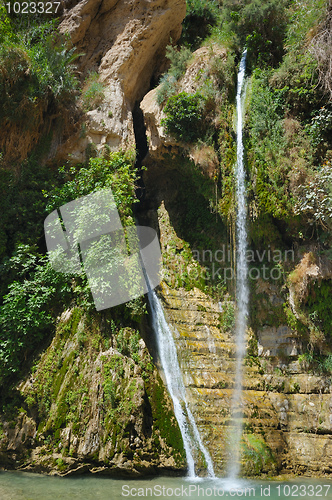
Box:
left=228, top=49, right=249, bottom=478
left=147, top=50, right=248, bottom=480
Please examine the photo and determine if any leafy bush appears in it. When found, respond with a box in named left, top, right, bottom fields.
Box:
left=166, top=45, right=192, bottom=79
left=247, top=70, right=295, bottom=220
left=270, top=52, right=321, bottom=119
left=306, top=106, right=332, bottom=161
left=307, top=277, right=332, bottom=336
left=156, top=74, right=177, bottom=106
left=0, top=150, right=140, bottom=389
left=286, top=0, right=327, bottom=53
left=0, top=28, right=78, bottom=124
left=0, top=13, right=79, bottom=163
left=220, top=0, right=288, bottom=67
left=180, top=0, right=220, bottom=50
left=294, top=163, right=332, bottom=233
left=219, top=299, right=235, bottom=332
left=0, top=149, right=55, bottom=265
left=0, top=246, right=71, bottom=385
left=156, top=45, right=192, bottom=105
left=161, top=92, right=205, bottom=142
left=209, top=51, right=236, bottom=100
left=46, top=150, right=137, bottom=222
left=310, top=6, right=332, bottom=100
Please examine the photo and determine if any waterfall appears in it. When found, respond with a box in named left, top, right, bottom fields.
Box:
left=205, top=325, right=216, bottom=354
left=227, top=49, right=249, bottom=479
left=147, top=289, right=215, bottom=479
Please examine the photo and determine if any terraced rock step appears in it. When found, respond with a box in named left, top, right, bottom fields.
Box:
left=158, top=283, right=332, bottom=477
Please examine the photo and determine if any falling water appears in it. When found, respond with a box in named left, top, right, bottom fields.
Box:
left=227, top=49, right=249, bottom=479
left=205, top=325, right=216, bottom=354
left=148, top=289, right=215, bottom=479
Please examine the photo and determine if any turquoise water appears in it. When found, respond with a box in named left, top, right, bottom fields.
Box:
left=1, top=473, right=332, bottom=499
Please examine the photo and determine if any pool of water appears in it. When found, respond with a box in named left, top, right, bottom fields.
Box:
left=1, top=472, right=332, bottom=499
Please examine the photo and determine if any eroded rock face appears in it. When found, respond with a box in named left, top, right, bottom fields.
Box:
left=140, top=44, right=226, bottom=175
left=288, top=251, right=332, bottom=316
left=157, top=281, right=332, bottom=477
left=140, top=87, right=178, bottom=161
left=57, top=0, right=186, bottom=162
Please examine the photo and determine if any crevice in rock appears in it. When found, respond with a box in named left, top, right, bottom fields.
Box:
left=132, top=100, right=149, bottom=209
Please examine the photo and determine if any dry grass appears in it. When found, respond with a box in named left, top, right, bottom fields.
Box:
left=190, top=144, right=219, bottom=179
left=288, top=251, right=317, bottom=303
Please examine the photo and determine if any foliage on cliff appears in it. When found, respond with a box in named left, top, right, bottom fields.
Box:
left=0, top=5, right=79, bottom=164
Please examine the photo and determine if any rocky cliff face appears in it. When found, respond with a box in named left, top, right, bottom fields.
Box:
left=57, top=0, right=186, bottom=162
left=2, top=0, right=331, bottom=480
left=150, top=202, right=332, bottom=477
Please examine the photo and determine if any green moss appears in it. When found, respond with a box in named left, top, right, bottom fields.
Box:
left=242, top=433, right=277, bottom=476
left=53, top=351, right=76, bottom=399
left=284, top=304, right=307, bottom=336
left=37, top=421, right=45, bottom=434
left=145, top=373, right=186, bottom=466
left=305, top=280, right=332, bottom=337
left=55, top=457, right=67, bottom=471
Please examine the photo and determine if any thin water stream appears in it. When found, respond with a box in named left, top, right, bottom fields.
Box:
left=228, top=49, right=249, bottom=479
left=147, top=289, right=215, bottom=479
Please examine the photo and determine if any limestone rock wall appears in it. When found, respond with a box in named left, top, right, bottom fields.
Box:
left=56, top=0, right=186, bottom=162
left=139, top=37, right=332, bottom=477
left=157, top=277, right=332, bottom=477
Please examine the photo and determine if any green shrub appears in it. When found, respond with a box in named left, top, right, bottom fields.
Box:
left=270, top=52, right=321, bottom=119
left=0, top=246, right=71, bottom=385
left=156, top=74, right=177, bottom=105
left=0, top=148, right=56, bottom=265
left=0, top=13, right=79, bottom=163
left=81, top=72, right=105, bottom=111
left=294, top=163, right=332, bottom=234
left=166, top=45, right=192, bottom=79
left=161, top=91, right=205, bottom=142
left=247, top=70, right=295, bottom=220
left=306, top=106, right=332, bottom=161
left=285, top=0, right=326, bottom=53
left=219, top=299, right=235, bottom=332
left=180, top=0, right=220, bottom=50
left=156, top=45, right=192, bottom=105
left=305, top=280, right=332, bottom=336
left=221, top=0, right=288, bottom=67
left=209, top=51, right=236, bottom=99
left=46, top=151, right=137, bottom=222
left=0, top=25, right=79, bottom=125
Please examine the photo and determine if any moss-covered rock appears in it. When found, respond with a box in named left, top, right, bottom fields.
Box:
left=0, top=308, right=186, bottom=476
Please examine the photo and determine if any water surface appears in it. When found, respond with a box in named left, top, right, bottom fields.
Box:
left=1, top=472, right=332, bottom=500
